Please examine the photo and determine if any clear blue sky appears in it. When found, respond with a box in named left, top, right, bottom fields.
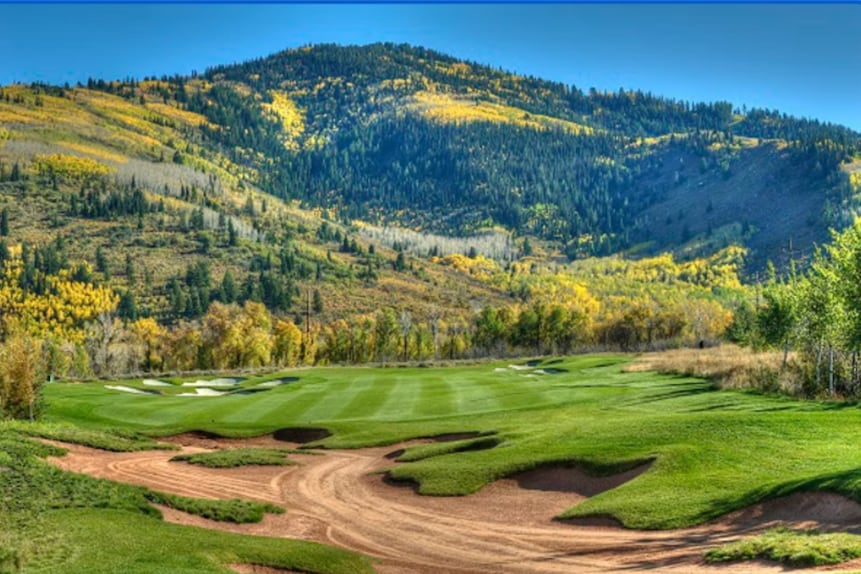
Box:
left=0, top=4, right=858, bottom=130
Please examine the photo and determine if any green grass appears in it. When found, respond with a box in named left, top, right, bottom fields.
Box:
left=706, top=527, right=861, bottom=566
left=0, top=428, right=370, bottom=573
left=7, top=421, right=174, bottom=452
left=171, top=447, right=300, bottom=468
left=43, top=354, right=861, bottom=530
left=145, top=491, right=284, bottom=523
left=2, top=509, right=373, bottom=574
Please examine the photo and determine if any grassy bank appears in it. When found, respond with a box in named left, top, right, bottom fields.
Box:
left=0, top=426, right=372, bottom=573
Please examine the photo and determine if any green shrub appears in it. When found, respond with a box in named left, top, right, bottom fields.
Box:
left=706, top=527, right=861, bottom=566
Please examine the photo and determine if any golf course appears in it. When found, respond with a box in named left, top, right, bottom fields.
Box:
left=0, top=354, right=856, bottom=573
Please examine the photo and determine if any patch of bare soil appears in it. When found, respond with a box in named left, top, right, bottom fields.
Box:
left=159, top=431, right=301, bottom=450
left=228, top=565, right=304, bottom=574
left=45, top=440, right=861, bottom=574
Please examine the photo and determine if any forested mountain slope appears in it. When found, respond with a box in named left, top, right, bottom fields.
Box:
left=191, top=43, right=860, bottom=269
left=0, top=42, right=858, bottom=379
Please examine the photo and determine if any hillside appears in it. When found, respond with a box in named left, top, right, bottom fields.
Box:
left=3, top=43, right=859, bottom=270
left=193, top=43, right=860, bottom=269
left=0, top=42, right=858, bottom=377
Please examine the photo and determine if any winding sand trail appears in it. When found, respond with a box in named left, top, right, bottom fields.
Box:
left=45, top=435, right=861, bottom=574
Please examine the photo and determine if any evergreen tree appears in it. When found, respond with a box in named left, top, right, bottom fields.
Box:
left=95, top=246, right=110, bottom=279
left=227, top=218, right=238, bottom=246
left=125, top=253, right=136, bottom=287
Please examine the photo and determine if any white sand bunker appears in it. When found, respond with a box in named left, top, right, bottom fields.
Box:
left=256, top=380, right=287, bottom=388
left=181, top=378, right=240, bottom=387
left=105, top=385, right=155, bottom=395
left=177, top=388, right=227, bottom=397
left=493, top=368, right=508, bottom=373
left=143, top=379, right=171, bottom=387
left=508, top=365, right=533, bottom=371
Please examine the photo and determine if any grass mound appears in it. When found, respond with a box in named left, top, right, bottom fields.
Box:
left=171, top=448, right=300, bottom=468
left=705, top=527, right=861, bottom=566
left=146, top=491, right=284, bottom=523
left=8, top=422, right=174, bottom=452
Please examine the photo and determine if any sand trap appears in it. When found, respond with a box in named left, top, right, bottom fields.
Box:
left=510, top=462, right=652, bottom=496
left=105, top=385, right=158, bottom=395
left=182, top=378, right=240, bottom=387
left=177, top=388, right=227, bottom=397
left=508, top=364, right=533, bottom=371
left=272, top=427, right=331, bottom=443
left=46, top=440, right=861, bottom=574
left=493, top=367, right=509, bottom=373
left=256, top=378, right=298, bottom=388
left=719, top=491, right=861, bottom=529
left=142, top=379, right=172, bottom=387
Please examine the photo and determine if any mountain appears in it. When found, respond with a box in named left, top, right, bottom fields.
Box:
left=191, top=43, right=860, bottom=269
left=0, top=42, right=858, bottom=344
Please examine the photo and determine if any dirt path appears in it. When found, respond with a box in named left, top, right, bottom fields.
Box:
left=45, top=438, right=861, bottom=574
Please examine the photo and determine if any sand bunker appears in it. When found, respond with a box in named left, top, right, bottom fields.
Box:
left=182, top=378, right=241, bottom=387
left=272, top=428, right=331, bottom=444
left=45, top=439, right=861, bottom=574
left=177, top=388, right=227, bottom=397
left=509, top=462, right=652, bottom=497
left=105, top=385, right=158, bottom=395
left=256, top=378, right=298, bottom=388
left=142, top=379, right=172, bottom=387
left=508, top=364, right=533, bottom=371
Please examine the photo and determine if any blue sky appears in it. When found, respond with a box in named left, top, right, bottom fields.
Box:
left=0, top=4, right=858, bottom=130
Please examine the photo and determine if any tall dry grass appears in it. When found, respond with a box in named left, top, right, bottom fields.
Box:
left=626, top=344, right=800, bottom=394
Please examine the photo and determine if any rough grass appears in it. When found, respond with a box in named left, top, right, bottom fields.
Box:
left=625, top=345, right=795, bottom=392
left=705, top=527, right=861, bottom=566
left=145, top=490, right=284, bottom=523
left=7, top=421, right=175, bottom=452
left=171, top=447, right=299, bottom=468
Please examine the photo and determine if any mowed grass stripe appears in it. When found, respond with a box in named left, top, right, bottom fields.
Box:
left=334, top=375, right=395, bottom=420
left=449, top=372, right=504, bottom=414
left=413, top=377, right=455, bottom=417
left=274, top=388, right=331, bottom=423
left=219, top=389, right=299, bottom=424
left=376, top=371, right=424, bottom=420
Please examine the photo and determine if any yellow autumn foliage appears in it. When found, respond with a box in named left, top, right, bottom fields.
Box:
left=435, top=253, right=499, bottom=278
left=32, top=153, right=113, bottom=181
left=262, top=91, right=305, bottom=151
left=146, top=103, right=210, bottom=128
left=410, top=91, right=593, bottom=135
left=58, top=142, right=127, bottom=164
left=0, top=260, right=119, bottom=342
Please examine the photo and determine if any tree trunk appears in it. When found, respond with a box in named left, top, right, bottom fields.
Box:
left=829, top=345, right=835, bottom=397
left=816, top=343, right=823, bottom=390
